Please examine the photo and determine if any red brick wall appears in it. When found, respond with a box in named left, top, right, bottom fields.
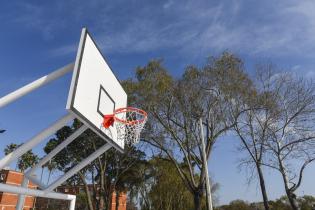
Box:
left=55, top=185, right=127, bottom=210
left=0, top=170, right=37, bottom=210
left=56, top=185, right=127, bottom=210
left=111, top=191, right=127, bottom=210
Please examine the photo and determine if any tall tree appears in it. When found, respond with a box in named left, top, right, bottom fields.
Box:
left=234, top=107, right=271, bottom=210
left=124, top=53, right=254, bottom=210
left=4, top=143, right=39, bottom=172
left=267, top=74, right=315, bottom=210
left=233, top=69, right=275, bottom=210
left=259, top=70, right=315, bottom=210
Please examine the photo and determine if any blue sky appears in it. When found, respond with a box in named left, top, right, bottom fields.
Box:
left=0, top=0, right=315, bottom=205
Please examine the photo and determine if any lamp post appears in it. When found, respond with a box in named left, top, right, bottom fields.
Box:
left=199, top=118, right=213, bottom=210
left=0, top=129, right=6, bottom=134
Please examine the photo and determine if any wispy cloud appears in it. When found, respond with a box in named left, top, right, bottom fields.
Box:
left=95, top=1, right=315, bottom=59
left=50, top=44, right=77, bottom=57
left=11, top=0, right=315, bottom=61
left=163, top=0, right=174, bottom=9
left=12, top=2, right=66, bottom=40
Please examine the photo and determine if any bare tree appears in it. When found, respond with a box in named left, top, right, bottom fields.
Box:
left=234, top=107, right=271, bottom=210
left=233, top=67, right=278, bottom=210
left=260, top=69, right=315, bottom=210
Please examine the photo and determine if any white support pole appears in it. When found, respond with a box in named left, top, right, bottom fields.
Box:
left=45, top=143, right=112, bottom=191
left=25, top=174, right=47, bottom=189
left=25, top=125, right=88, bottom=177
left=17, top=124, right=88, bottom=197
left=0, top=183, right=75, bottom=200
left=0, top=114, right=74, bottom=170
left=199, top=118, right=213, bottom=210
left=69, top=196, right=76, bottom=210
left=16, top=178, right=29, bottom=210
left=0, top=63, right=74, bottom=108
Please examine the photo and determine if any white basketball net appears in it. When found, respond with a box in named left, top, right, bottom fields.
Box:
left=114, top=108, right=147, bottom=145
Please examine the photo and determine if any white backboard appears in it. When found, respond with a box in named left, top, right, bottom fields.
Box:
left=67, top=28, right=127, bottom=152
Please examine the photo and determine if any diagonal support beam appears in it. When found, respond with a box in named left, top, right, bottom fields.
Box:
left=15, top=118, right=83, bottom=210
left=0, top=63, right=74, bottom=108
left=17, top=125, right=87, bottom=210
left=0, top=114, right=74, bottom=170
left=25, top=124, right=88, bottom=177
left=45, top=143, right=112, bottom=191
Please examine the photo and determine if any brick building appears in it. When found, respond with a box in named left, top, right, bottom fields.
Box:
left=111, top=191, right=127, bottom=210
left=0, top=170, right=36, bottom=210
left=56, top=185, right=127, bottom=210
left=0, top=170, right=127, bottom=210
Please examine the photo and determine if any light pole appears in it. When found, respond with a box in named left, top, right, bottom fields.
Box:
left=0, top=129, right=6, bottom=134
left=199, top=118, right=213, bottom=210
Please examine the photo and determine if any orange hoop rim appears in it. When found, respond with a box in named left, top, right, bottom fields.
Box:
left=113, top=107, right=147, bottom=125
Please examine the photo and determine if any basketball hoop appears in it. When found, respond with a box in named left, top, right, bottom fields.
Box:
left=102, top=107, right=147, bottom=144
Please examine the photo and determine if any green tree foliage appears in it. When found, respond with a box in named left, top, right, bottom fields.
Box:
left=299, top=195, right=315, bottom=210
left=269, top=196, right=291, bottom=210
left=145, top=158, right=197, bottom=210
left=44, top=119, right=147, bottom=210
left=215, top=195, right=315, bottom=210
left=137, top=157, right=219, bottom=210
left=218, top=200, right=252, bottom=210
left=4, top=143, right=39, bottom=172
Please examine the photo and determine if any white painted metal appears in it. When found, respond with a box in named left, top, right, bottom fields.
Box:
left=15, top=125, right=87, bottom=210
left=67, top=28, right=127, bottom=152
left=199, top=118, right=213, bottom=210
left=0, top=63, right=74, bottom=108
left=16, top=178, right=29, bottom=210
left=0, top=61, right=75, bottom=209
left=25, top=125, right=88, bottom=177
left=0, top=114, right=74, bottom=170
left=45, top=143, right=112, bottom=191
left=26, top=174, right=47, bottom=189
left=0, top=28, right=128, bottom=210
left=69, top=196, right=76, bottom=210
left=0, top=183, right=76, bottom=208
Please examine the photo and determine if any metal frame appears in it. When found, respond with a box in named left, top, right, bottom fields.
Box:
left=0, top=64, right=113, bottom=210
left=0, top=183, right=76, bottom=208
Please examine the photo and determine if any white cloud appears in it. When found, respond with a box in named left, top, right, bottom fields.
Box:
left=15, top=0, right=315, bottom=60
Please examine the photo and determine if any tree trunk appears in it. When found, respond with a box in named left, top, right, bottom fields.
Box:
left=278, top=156, right=300, bottom=210
left=256, top=164, right=270, bottom=210
left=91, top=169, right=98, bottom=209
left=99, top=170, right=106, bottom=210
left=84, top=182, right=95, bottom=210
left=193, top=192, right=202, bottom=210
left=287, top=192, right=300, bottom=210
left=47, top=170, right=52, bottom=185
left=286, top=191, right=300, bottom=210
left=40, top=167, right=44, bottom=182
left=79, top=172, right=95, bottom=210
